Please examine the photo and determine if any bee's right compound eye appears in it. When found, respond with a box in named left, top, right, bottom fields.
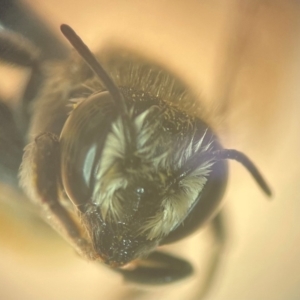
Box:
left=59, top=91, right=116, bottom=208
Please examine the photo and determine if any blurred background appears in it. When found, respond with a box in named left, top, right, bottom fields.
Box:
left=0, top=0, right=300, bottom=299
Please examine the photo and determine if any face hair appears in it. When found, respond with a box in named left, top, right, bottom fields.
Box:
left=91, top=106, right=215, bottom=240
left=137, top=159, right=214, bottom=240
left=60, top=24, right=271, bottom=243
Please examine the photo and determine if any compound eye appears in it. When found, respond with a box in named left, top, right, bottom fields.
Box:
left=60, top=91, right=116, bottom=208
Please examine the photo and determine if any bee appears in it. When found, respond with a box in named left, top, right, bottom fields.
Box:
left=0, top=23, right=271, bottom=289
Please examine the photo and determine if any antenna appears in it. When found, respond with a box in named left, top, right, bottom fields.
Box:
left=60, top=24, right=136, bottom=150
left=214, top=149, right=272, bottom=196
left=183, top=148, right=272, bottom=197
left=60, top=24, right=127, bottom=112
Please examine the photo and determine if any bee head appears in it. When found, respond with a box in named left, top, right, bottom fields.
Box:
left=59, top=24, right=216, bottom=266
left=60, top=87, right=215, bottom=266
left=59, top=24, right=271, bottom=267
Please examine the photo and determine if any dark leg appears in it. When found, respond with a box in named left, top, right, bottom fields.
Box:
left=0, top=28, right=44, bottom=184
left=118, top=251, right=193, bottom=285
left=0, top=28, right=46, bottom=133
left=0, top=0, right=67, bottom=61
left=20, top=132, right=95, bottom=260
left=0, top=101, right=23, bottom=186
left=18, top=65, right=45, bottom=134
left=193, top=212, right=227, bottom=299
left=0, top=29, right=39, bottom=66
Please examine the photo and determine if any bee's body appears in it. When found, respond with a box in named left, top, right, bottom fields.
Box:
left=0, top=23, right=270, bottom=289
left=23, top=49, right=227, bottom=266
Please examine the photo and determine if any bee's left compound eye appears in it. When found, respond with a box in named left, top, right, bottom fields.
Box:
left=60, top=91, right=117, bottom=207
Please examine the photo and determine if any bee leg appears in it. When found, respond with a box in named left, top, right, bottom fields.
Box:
left=20, top=132, right=95, bottom=260
left=118, top=251, right=193, bottom=285
left=195, top=211, right=227, bottom=299
left=0, top=29, right=45, bottom=133
left=0, top=28, right=40, bottom=67
left=0, top=0, right=67, bottom=60
left=0, top=101, right=23, bottom=186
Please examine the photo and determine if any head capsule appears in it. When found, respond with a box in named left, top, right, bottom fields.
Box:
left=59, top=24, right=271, bottom=267
left=60, top=81, right=225, bottom=266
